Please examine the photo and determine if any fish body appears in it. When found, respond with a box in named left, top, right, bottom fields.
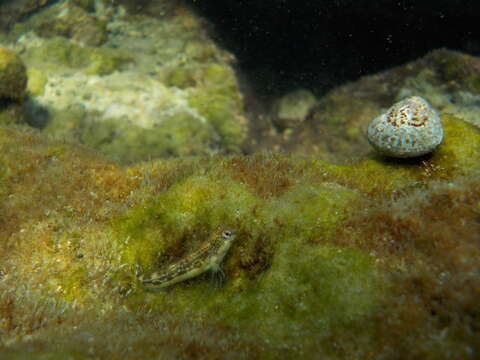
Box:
left=141, top=228, right=236, bottom=289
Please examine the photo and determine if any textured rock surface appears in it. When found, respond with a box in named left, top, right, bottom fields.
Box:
left=0, top=47, right=27, bottom=100
left=33, top=5, right=107, bottom=46
left=1, top=0, right=247, bottom=163
left=0, top=110, right=478, bottom=358
left=245, top=49, right=480, bottom=162
left=0, top=46, right=28, bottom=125
left=0, top=0, right=56, bottom=30
left=271, top=88, right=317, bottom=131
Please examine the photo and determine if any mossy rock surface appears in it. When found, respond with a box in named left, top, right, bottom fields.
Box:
left=187, top=63, right=248, bottom=152
left=0, top=46, right=27, bottom=99
left=25, top=36, right=131, bottom=75
left=0, top=101, right=25, bottom=125
left=0, top=114, right=478, bottom=358
left=44, top=107, right=220, bottom=163
left=34, top=5, right=107, bottom=46
left=27, top=67, right=48, bottom=96
left=247, top=49, right=480, bottom=161
left=272, top=88, right=317, bottom=130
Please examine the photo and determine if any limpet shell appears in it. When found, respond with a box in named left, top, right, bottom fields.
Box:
left=367, top=96, right=444, bottom=158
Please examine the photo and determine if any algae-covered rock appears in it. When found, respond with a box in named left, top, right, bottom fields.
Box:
left=71, top=0, right=96, bottom=12
left=271, top=88, right=317, bottom=131
left=4, top=0, right=248, bottom=163
left=187, top=63, right=248, bottom=152
left=34, top=5, right=107, bottom=46
left=0, top=111, right=478, bottom=358
left=247, top=49, right=480, bottom=162
left=0, top=0, right=57, bottom=30
left=38, top=73, right=226, bottom=162
left=26, top=67, right=48, bottom=96
left=0, top=46, right=28, bottom=125
left=24, top=36, right=130, bottom=74
left=0, top=101, right=26, bottom=125
left=0, top=46, right=27, bottom=100
left=80, top=112, right=219, bottom=161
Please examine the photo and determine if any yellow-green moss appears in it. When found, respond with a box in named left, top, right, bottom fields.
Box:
left=161, top=65, right=197, bottom=88
left=0, top=46, right=27, bottom=99
left=324, top=115, right=480, bottom=194
left=27, top=67, right=48, bottom=96
left=1, top=114, right=479, bottom=358
left=78, top=112, right=218, bottom=162
left=433, top=114, right=480, bottom=173
left=134, top=242, right=384, bottom=358
left=84, top=49, right=130, bottom=76
left=0, top=103, right=25, bottom=125
left=115, top=169, right=382, bottom=355
left=32, top=4, right=107, bottom=46
left=187, top=63, right=247, bottom=151
left=263, top=182, right=361, bottom=239
left=25, top=37, right=130, bottom=75
left=252, top=244, right=383, bottom=340
left=111, top=174, right=259, bottom=271
left=7, top=350, right=90, bottom=360
left=433, top=49, right=480, bottom=93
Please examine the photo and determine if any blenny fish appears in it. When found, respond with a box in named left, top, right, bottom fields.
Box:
left=141, top=228, right=236, bottom=289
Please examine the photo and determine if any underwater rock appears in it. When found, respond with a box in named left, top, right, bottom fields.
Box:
left=22, top=35, right=131, bottom=75
left=367, top=96, right=444, bottom=158
left=3, top=1, right=248, bottom=163
left=0, top=46, right=28, bottom=125
left=26, top=67, right=48, bottom=96
left=247, top=49, right=480, bottom=161
left=0, top=46, right=27, bottom=100
left=0, top=122, right=479, bottom=359
left=33, top=5, right=107, bottom=46
left=0, top=0, right=56, bottom=30
left=271, top=88, right=317, bottom=131
left=0, top=102, right=27, bottom=125
left=70, top=0, right=96, bottom=13
left=0, top=119, right=479, bottom=358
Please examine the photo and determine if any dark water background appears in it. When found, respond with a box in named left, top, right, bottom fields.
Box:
left=187, top=0, right=480, bottom=97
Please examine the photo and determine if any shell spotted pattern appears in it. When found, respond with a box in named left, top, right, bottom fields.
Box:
left=367, top=96, right=444, bottom=158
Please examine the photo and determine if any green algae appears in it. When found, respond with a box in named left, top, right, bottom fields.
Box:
left=0, top=102, right=25, bottom=125
left=34, top=5, right=107, bottom=47
left=187, top=63, right=247, bottom=152
left=271, top=88, right=317, bottom=130
left=132, top=241, right=384, bottom=358
left=161, top=65, right=198, bottom=89
left=0, top=46, right=27, bottom=99
left=7, top=350, right=89, bottom=360
left=27, top=67, right=48, bottom=96
left=82, top=113, right=218, bottom=162
left=434, top=114, right=480, bottom=173
left=1, top=111, right=479, bottom=358
left=251, top=244, right=382, bottom=339
left=25, top=37, right=131, bottom=75
left=324, top=115, right=480, bottom=194
left=432, top=49, right=480, bottom=94
left=112, top=169, right=382, bottom=355
left=111, top=174, right=259, bottom=271
left=262, top=182, right=361, bottom=238
left=43, top=106, right=219, bottom=162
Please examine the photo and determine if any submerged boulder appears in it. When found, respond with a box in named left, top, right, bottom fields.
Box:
left=248, top=49, right=480, bottom=162
left=0, top=46, right=27, bottom=100
left=2, top=0, right=248, bottom=163
left=0, top=108, right=478, bottom=358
